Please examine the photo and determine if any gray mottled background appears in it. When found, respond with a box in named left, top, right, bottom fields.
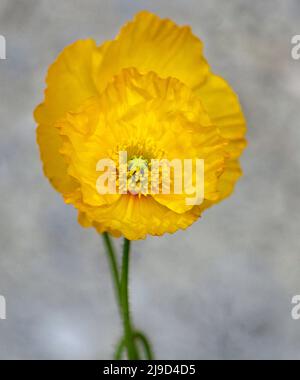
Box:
left=0, top=0, right=300, bottom=360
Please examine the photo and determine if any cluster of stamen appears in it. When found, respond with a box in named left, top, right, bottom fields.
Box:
left=127, top=156, right=149, bottom=196
left=112, top=141, right=166, bottom=197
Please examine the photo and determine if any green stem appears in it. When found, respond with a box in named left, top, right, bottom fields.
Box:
left=121, top=239, right=139, bottom=359
left=102, top=234, right=154, bottom=360
left=114, top=336, right=126, bottom=360
left=134, top=331, right=154, bottom=360
left=102, top=233, right=121, bottom=309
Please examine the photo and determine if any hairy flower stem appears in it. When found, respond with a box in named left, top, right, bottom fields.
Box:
left=102, top=233, right=122, bottom=309
left=121, top=239, right=139, bottom=359
left=102, top=233, right=142, bottom=359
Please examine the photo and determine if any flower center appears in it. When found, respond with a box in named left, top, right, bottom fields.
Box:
left=127, top=156, right=149, bottom=196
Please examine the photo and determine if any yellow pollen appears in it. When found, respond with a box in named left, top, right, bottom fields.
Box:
left=127, top=156, right=149, bottom=196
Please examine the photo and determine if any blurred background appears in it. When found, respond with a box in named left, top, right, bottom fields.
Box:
left=0, top=0, right=300, bottom=359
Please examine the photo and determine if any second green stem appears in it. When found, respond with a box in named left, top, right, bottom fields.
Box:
left=103, top=233, right=153, bottom=360
left=121, top=239, right=139, bottom=359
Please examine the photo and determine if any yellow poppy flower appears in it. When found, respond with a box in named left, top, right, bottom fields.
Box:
left=34, top=11, right=246, bottom=240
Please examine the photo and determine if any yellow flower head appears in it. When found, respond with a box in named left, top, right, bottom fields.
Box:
left=34, top=11, right=246, bottom=240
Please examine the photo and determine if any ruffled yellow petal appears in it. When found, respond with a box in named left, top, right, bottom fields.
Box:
left=195, top=73, right=247, bottom=201
left=84, top=195, right=201, bottom=240
left=94, top=11, right=209, bottom=93
left=57, top=98, right=121, bottom=207
left=34, top=39, right=100, bottom=193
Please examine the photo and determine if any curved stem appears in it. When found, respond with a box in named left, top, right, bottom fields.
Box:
left=134, top=331, right=154, bottom=360
left=114, top=337, right=126, bottom=360
left=102, top=233, right=121, bottom=309
left=121, top=239, right=139, bottom=359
